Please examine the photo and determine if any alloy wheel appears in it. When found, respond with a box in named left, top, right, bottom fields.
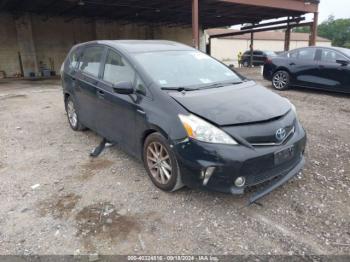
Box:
left=273, top=72, right=288, bottom=90
left=146, top=142, right=172, bottom=185
left=67, top=100, right=78, bottom=128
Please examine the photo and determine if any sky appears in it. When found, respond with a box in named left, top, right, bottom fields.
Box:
left=318, top=0, right=350, bottom=23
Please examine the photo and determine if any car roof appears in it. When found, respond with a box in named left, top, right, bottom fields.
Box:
left=244, top=50, right=273, bottom=53
left=76, top=40, right=195, bottom=53
left=285, top=46, right=350, bottom=58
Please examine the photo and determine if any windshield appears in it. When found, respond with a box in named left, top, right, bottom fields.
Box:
left=336, top=47, right=350, bottom=58
left=134, top=51, right=242, bottom=88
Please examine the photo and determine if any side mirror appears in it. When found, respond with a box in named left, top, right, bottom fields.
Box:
left=113, top=81, right=134, bottom=95
left=336, top=59, right=349, bottom=66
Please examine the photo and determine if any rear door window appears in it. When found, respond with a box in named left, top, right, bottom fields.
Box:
left=102, top=50, right=135, bottom=85
left=289, top=51, right=298, bottom=59
left=79, top=46, right=105, bottom=77
left=298, top=48, right=316, bottom=61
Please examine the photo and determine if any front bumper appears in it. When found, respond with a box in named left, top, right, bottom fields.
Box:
left=173, top=123, right=306, bottom=198
left=263, top=64, right=276, bottom=81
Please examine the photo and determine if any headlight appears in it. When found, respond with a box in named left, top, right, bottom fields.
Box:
left=286, top=99, right=297, bottom=117
left=178, top=114, right=238, bottom=145
left=288, top=101, right=297, bottom=117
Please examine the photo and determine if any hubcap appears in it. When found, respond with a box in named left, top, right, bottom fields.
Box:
left=146, top=142, right=172, bottom=185
left=273, top=72, right=288, bottom=89
left=67, top=100, right=78, bottom=127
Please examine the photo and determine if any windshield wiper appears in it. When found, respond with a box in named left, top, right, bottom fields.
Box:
left=161, top=87, right=198, bottom=92
left=199, top=81, right=243, bottom=90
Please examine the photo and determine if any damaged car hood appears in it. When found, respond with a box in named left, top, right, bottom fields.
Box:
left=169, top=81, right=291, bottom=126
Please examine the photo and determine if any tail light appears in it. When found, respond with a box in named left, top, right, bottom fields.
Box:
left=265, top=57, right=273, bottom=64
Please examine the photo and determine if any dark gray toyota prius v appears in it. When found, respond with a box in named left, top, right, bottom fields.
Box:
left=61, top=40, right=306, bottom=203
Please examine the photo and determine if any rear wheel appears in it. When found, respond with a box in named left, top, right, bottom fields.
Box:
left=65, top=96, right=85, bottom=131
left=143, top=132, right=183, bottom=192
left=243, top=60, right=250, bottom=67
left=272, top=70, right=290, bottom=90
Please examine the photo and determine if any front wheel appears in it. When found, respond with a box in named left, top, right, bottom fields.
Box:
left=272, top=70, right=290, bottom=90
left=143, top=133, right=183, bottom=192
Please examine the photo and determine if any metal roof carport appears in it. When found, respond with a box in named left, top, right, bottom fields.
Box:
left=0, top=0, right=319, bottom=76
left=1, top=0, right=319, bottom=46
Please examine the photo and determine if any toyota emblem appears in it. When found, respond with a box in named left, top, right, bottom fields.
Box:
left=275, top=128, right=287, bottom=141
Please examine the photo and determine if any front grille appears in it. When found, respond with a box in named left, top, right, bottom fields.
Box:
left=222, top=111, right=297, bottom=148
left=242, top=152, right=301, bottom=186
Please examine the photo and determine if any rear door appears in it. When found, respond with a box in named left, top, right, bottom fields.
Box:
left=62, top=46, right=82, bottom=99
left=75, top=45, right=106, bottom=130
left=290, top=48, right=319, bottom=87
left=95, top=48, right=139, bottom=153
left=316, top=48, right=350, bottom=92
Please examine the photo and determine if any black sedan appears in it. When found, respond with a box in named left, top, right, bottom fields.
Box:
left=263, top=46, right=350, bottom=93
left=242, top=50, right=277, bottom=67
left=61, top=40, right=306, bottom=203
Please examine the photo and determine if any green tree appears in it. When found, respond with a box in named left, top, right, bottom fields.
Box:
left=293, top=26, right=310, bottom=33
left=292, top=16, right=350, bottom=48
left=318, top=16, right=350, bottom=48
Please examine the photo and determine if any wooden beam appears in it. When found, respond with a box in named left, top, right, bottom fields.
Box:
left=241, top=16, right=305, bottom=30
left=250, top=32, right=254, bottom=67
left=219, top=0, right=319, bottom=13
left=209, top=21, right=314, bottom=38
left=192, top=0, right=199, bottom=49
left=310, top=11, right=318, bottom=46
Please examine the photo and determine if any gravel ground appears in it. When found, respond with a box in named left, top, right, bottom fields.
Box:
left=0, top=69, right=349, bottom=256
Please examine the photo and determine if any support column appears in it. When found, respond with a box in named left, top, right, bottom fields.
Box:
left=310, top=12, right=319, bottom=46
left=250, top=32, right=254, bottom=67
left=284, top=17, right=291, bottom=51
left=15, top=13, right=39, bottom=77
left=192, top=0, right=199, bottom=49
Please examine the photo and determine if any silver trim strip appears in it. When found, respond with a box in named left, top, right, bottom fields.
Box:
left=251, top=127, right=295, bottom=147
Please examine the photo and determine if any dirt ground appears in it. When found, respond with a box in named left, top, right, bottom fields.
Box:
left=0, top=69, right=349, bottom=256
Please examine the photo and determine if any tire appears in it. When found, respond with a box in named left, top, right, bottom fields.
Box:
left=64, top=96, right=86, bottom=131
left=143, top=132, right=183, bottom=192
left=243, top=60, right=249, bottom=67
left=272, top=70, right=290, bottom=90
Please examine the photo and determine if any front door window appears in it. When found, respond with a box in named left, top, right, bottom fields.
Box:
left=103, top=50, right=135, bottom=85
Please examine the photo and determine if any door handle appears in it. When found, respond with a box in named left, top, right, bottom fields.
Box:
left=97, top=90, right=105, bottom=98
left=289, top=62, right=296, bottom=66
left=137, top=109, right=146, bottom=115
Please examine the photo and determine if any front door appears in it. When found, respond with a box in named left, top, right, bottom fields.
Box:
left=317, top=48, right=350, bottom=92
left=95, top=49, right=138, bottom=153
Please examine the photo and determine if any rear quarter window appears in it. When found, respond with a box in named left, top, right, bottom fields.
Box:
left=68, top=48, right=80, bottom=69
